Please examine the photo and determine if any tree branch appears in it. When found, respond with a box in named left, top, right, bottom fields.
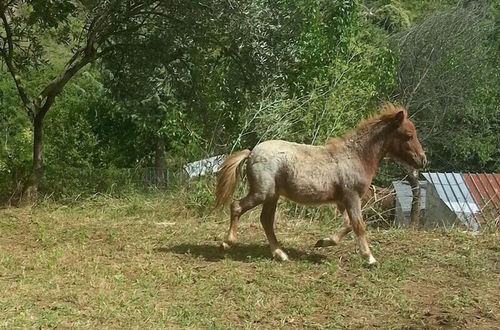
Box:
left=0, top=9, right=33, bottom=116
left=36, top=49, right=92, bottom=116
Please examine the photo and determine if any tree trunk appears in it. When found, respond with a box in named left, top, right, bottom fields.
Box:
left=21, top=113, right=44, bottom=203
left=408, top=170, right=421, bottom=228
left=154, top=135, right=166, bottom=187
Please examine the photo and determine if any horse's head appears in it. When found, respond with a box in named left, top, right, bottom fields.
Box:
left=385, top=109, right=427, bottom=169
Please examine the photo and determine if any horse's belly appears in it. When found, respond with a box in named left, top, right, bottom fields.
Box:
left=278, top=181, right=336, bottom=205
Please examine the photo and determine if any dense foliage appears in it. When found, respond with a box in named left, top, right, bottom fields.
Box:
left=1, top=0, right=498, bottom=201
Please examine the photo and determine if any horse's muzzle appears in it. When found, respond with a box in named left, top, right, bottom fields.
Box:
left=422, top=154, right=427, bottom=167
left=413, top=153, right=427, bottom=169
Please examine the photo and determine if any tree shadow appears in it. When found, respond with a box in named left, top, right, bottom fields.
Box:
left=156, top=242, right=328, bottom=264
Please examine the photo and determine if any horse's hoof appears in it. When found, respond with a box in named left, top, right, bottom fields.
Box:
left=220, top=242, right=232, bottom=251
left=273, top=249, right=289, bottom=262
left=367, top=255, right=378, bottom=266
left=314, top=238, right=337, bottom=248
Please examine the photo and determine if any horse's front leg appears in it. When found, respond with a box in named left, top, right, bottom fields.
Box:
left=345, top=196, right=377, bottom=265
left=315, top=208, right=352, bottom=247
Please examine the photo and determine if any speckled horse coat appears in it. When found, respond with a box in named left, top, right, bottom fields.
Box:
left=215, top=103, right=426, bottom=264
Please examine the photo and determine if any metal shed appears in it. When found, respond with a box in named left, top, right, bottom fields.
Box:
left=391, top=172, right=499, bottom=230
left=422, top=172, right=500, bottom=230
left=462, top=173, right=500, bottom=223
left=392, top=180, right=427, bottom=227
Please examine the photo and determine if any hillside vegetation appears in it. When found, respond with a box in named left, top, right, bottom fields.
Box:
left=1, top=0, right=499, bottom=202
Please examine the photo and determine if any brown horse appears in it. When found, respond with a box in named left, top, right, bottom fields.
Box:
left=215, top=103, right=426, bottom=264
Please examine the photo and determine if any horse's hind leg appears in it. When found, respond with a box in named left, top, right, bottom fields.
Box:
left=260, top=198, right=288, bottom=261
left=221, top=192, right=265, bottom=250
left=315, top=208, right=352, bottom=247
left=335, top=211, right=352, bottom=242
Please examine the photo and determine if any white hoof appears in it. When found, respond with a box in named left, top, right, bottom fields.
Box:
left=314, top=237, right=338, bottom=247
left=272, top=249, right=289, bottom=262
left=367, top=255, right=377, bottom=265
left=220, top=242, right=232, bottom=251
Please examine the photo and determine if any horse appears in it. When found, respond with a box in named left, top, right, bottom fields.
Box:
left=214, top=103, right=426, bottom=264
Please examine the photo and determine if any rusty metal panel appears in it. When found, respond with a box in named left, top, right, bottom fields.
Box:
left=462, top=173, right=500, bottom=224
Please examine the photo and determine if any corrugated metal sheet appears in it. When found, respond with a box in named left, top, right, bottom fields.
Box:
left=392, top=180, right=427, bottom=227
left=422, top=172, right=500, bottom=228
left=183, top=155, right=224, bottom=178
left=393, top=181, right=427, bottom=216
left=462, top=173, right=500, bottom=223
left=422, top=172, right=480, bottom=229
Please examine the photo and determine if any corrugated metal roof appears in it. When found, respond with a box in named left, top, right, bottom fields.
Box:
left=422, top=172, right=480, bottom=229
left=423, top=172, right=500, bottom=228
left=462, top=173, right=500, bottom=222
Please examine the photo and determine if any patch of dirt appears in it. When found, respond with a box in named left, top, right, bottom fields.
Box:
left=403, top=281, right=499, bottom=329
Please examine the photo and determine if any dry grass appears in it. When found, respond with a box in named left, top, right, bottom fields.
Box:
left=0, top=193, right=498, bottom=329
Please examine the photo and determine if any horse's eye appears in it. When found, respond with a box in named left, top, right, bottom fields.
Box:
left=405, top=134, right=413, bottom=141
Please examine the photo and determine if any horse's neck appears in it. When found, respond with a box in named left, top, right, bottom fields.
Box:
left=344, top=125, right=388, bottom=178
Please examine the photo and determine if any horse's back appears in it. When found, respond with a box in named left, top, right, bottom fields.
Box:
left=247, top=140, right=344, bottom=203
left=251, top=140, right=328, bottom=156
left=249, top=140, right=330, bottom=166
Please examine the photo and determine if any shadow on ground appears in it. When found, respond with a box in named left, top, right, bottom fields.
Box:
left=156, top=243, right=328, bottom=264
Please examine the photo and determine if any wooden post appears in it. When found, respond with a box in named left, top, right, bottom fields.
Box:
left=154, top=135, right=166, bottom=187
left=408, top=169, right=421, bottom=228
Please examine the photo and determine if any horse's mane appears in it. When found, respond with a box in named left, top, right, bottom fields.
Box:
left=356, top=102, right=407, bottom=130
left=325, top=102, right=407, bottom=150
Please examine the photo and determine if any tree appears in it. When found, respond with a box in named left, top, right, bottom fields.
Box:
left=0, top=0, right=167, bottom=200
left=393, top=4, right=499, bottom=172
left=234, top=1, right=397, bottom=150
left=101, top=0, right=336, bottom=175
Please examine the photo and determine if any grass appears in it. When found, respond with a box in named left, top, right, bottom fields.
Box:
left=0, top=193, right=498, bottom=329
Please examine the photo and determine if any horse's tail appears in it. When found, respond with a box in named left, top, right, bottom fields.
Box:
left=214, top=149, right=251, bottom=209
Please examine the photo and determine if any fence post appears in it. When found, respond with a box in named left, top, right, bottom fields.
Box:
left=408, top=169, right=421, bottom=228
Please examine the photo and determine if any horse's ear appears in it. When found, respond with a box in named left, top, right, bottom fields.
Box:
left=391, top=111, right=405, bottom=127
